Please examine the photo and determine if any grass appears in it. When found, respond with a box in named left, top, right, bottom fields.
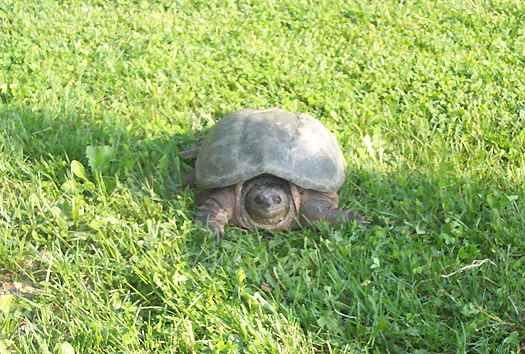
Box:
left=0, top=0, right=524, bottom=352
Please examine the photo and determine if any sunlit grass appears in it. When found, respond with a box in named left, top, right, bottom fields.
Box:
left=0, top=0, right=524, bottom=352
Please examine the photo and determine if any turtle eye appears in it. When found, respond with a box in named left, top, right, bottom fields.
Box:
left=272, top=195, right=282, bottom=204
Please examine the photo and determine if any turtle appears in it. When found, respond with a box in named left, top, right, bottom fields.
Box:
left=182, top=108, right=366, bottom=236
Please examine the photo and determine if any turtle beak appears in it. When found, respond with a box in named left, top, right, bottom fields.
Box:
left=246, top=186, right=289, bottom=223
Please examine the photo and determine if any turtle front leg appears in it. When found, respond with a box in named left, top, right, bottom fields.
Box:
left=299, top=191, right=366, bottom=227
left=194, top=187, right=235, bottom=237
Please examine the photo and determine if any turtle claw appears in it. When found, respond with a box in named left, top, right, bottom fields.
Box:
left=209, top=222, right=225, bottom=239
left=195, top=218, right=224, bottom=238
left=344, top=210, right=369, bottom=227
left=194, top=202, right=229, bottom=239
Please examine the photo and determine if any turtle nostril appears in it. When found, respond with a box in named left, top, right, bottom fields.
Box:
left=272, top=195, right=282, bottom=204
left=254, top=194, right=270, bottom=207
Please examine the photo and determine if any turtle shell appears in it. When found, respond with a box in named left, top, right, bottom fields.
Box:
left=195, top=108, right=346, bottom=192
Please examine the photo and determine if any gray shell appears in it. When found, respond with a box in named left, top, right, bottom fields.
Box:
left=195, top=108, right=346, bottom=192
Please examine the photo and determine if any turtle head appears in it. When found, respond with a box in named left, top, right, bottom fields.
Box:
left=244, top=176, right=291, bottom=225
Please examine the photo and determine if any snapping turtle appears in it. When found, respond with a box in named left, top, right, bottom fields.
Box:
left=183, top=108, right=365, bottom=236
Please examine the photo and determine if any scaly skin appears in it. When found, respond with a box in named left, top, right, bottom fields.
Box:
left=194, top=187, right=234, bottom=237
left=194, top=181, right=366, bottom=236
left=297, top=190, right=366, bottom=227
left=182, top=147, right=365, bottom=236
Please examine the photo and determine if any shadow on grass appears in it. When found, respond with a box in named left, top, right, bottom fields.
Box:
left=1, top=104, right=524, bottom=351
left=0, top=104, right=199, bottom=198
left=179, top=167, right=524, bottom=351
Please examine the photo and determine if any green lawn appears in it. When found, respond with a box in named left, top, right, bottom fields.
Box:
left=1, top=0, right=524, bottom=352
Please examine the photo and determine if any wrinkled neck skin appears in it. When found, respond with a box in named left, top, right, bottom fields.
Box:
left=238, top=174, right=297, bottom=231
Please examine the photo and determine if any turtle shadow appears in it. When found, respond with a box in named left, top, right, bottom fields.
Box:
left=177, top=166, right=525, bottom=350
left=0, top=104, right=199, bottom=198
